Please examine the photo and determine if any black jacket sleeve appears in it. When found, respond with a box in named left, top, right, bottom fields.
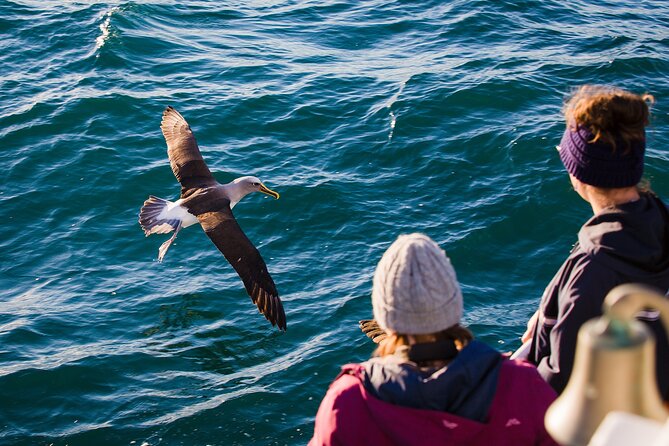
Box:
left=536, top=258, right=620, bottom=393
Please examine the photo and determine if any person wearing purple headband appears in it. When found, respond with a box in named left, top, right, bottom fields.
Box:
left=518, top=85, right=669, bottom=401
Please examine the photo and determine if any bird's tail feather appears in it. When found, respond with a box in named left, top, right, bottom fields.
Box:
left=157, top=221, right=182, bottom=262
left=139, top=196, right=180, bottom=236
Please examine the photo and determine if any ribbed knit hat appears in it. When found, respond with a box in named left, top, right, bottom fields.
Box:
left=558, top=125, right=645, bottom=188
left=371, top=233, right=463, bottom=335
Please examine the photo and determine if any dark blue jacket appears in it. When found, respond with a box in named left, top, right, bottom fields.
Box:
left=360, top=340, right=503, bottom=422
left=528, top=192, right=669, bottom=399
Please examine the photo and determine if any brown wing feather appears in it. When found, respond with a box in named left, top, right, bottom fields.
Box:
left=160, top=106, right=215, bottom=192
left=359, top=319, right=387, bottom=343
left=196, top=207, right=286, bottom=331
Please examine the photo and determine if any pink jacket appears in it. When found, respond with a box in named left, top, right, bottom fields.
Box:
left=309, top=358, right=558, bottom=446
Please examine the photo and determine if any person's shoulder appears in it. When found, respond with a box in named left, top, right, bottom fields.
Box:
left=501, top=357, right=541, bottom=374
left=500, top=359, right=557, bottom=392
left=325, top=363, right=365, bottom=398
left=563, top=250, right=619, bottom=298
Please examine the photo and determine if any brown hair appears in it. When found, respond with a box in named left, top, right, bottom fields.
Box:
left=563, top=85, right=654, bottom=151
left=374, top=324, right=474, bottom=358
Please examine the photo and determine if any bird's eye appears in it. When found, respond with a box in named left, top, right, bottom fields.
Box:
left=253, top=182, right=260, bottom=186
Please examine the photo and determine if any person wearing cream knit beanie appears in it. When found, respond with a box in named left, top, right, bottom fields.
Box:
left=310, top=233, right=559, bottom=446
left=371, top=233, right=462, bottom=335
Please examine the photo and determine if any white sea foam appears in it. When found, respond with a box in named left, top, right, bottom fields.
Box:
left=95, top=7, right=118, bottom=51
left=387, top=79, right=407, bottom=141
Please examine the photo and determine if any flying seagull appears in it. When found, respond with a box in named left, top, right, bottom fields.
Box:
left=138, top=106, right=286, bottom=331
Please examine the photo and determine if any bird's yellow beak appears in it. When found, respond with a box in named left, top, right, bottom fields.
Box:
left=259, top=183, right=280, bottom=199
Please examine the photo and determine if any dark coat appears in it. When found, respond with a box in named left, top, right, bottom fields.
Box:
left=528, top=192, right=669, bottom=398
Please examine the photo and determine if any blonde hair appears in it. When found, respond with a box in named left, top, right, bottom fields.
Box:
left=564, top=85, right=654, bottom=152
left=374, top=324, right=474, bottom=358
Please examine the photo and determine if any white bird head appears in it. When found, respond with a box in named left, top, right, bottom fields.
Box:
left=232, top=176, right=280, bottom=200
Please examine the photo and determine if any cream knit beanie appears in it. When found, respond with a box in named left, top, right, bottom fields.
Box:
left=372, top=233, right=463, bottom=335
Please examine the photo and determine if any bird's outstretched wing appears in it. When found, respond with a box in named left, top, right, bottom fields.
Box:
left=161, top=106, right=216, bottom=192
left=196, top=205, right=286, bottom=331
left=359, top=319, right=387, bottom=343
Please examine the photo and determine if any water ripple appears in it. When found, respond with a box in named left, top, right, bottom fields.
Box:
left=1, top=1, right=668, bottom=444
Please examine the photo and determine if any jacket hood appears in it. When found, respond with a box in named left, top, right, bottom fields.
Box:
left=359, top=340, right=503, bottom=422
left=578, top=192, right=669, bottom=279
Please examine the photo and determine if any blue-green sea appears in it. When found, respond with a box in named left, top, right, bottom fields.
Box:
left=1, top=1, right=668, bottom=445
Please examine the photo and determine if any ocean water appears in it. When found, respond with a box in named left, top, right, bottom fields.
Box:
left=1, top=1, right=668, bottom=444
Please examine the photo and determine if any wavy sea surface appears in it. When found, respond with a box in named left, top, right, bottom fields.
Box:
left=1, top=1, right=668, bottom=445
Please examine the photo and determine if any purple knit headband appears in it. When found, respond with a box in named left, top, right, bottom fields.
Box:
left=557, top=125, right=645, bottom=188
